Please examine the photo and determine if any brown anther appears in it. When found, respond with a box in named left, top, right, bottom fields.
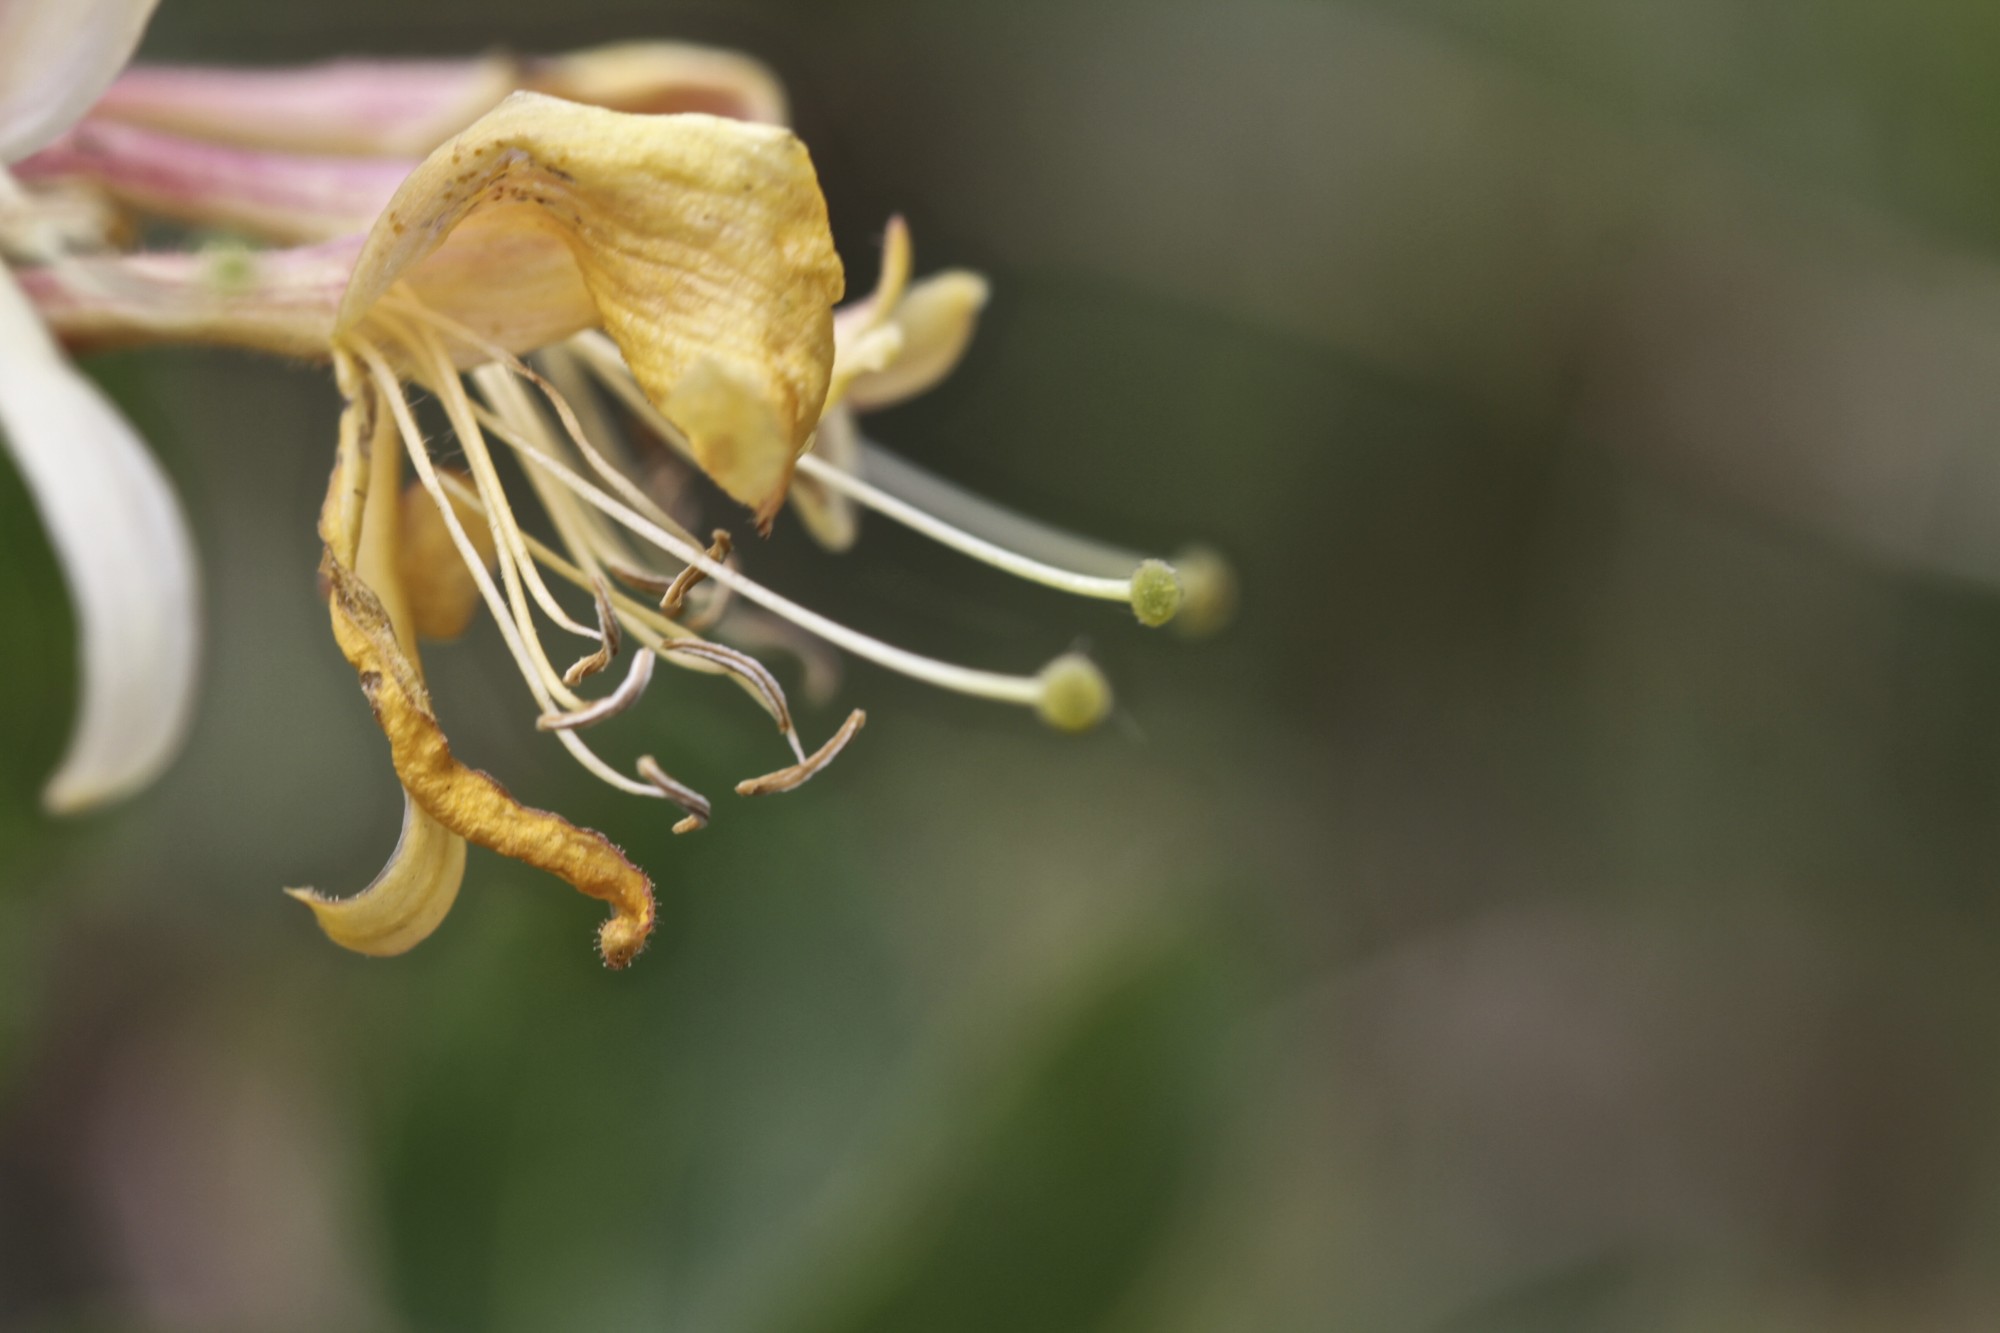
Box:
left=660, top=528, right=732, bottom=618
left=636, top=755, right=711, bottom=833
left=736, top=709, right=866, bottom=796
left=603, top=560, right=674, bottom=597
left=561, top=574, right=622, bottom=685
left=537, top=648, right=654, bottom=731
left=655, top=638, right=797, bottom=751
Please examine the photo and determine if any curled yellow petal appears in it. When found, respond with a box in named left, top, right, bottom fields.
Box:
left=285, top=797, right=467, bottom=958
left=337, top=91, right=844, bottom=526
left=824, top=216, right=912, bottom=409
left=320, top=550, right=658, bottom=968
left=290, top=387, right=471, bottom=958
left=299, top=383, right=654, bottom=967
left=844, top=270, right=990, bottom=412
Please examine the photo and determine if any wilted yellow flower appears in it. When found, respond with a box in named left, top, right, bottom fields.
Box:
left=9, top=37, right=1232, bottom=968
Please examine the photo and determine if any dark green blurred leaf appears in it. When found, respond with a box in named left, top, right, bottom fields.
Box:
left=764, top=932, right=1242, bottom=1333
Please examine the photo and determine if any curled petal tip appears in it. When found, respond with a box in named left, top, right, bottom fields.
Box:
left=284, top=800, right=468, bottom=958
left=598, top=905, right=654, bottom=970
left=0, top=270, right=199, bottom=814
left=0, top=0, right=161, bottom=163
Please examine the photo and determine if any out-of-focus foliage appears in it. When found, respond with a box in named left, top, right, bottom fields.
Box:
left=8, top=1, right=2000, bottom=1330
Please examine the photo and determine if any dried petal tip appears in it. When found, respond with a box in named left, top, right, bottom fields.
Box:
left=1171, top=545, right=1238, bottom=639
left=1035, top=654, right=1112, bottom=734
left=598, top=912, right=652, bottom=970
left=282, top=800, right=467, bottom=958
left=1129, top=559, right=1184, bottom=629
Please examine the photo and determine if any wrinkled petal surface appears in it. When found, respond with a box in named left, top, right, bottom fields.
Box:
left=319, top=549, right=657, bottom=967
left=339, top=92, right=844, bottom=525
left=0, top=263, right=198, bottom=811
left=286, top=793, right=466, bottom=957
left=0, top=0, right=160, bottom=163
left=299, top=388, right=655, bottom=967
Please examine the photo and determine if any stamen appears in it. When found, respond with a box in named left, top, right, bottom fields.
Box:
left=661, top=529, right=731, bottom=617
left=538, top=647, right=654, bottom=732
left=854, top=438, right=1143, bottom=577
left=793, top=449, right=1180, bottom=622
left=464, top=371, right=1095, bottom=722
left=657, top=638, right=806, bottom=762
left=430, top=468, right=784, bottom=722
left=573, top=326, right=1191, bottom=627
left=722, top=605, right=843, bottom=706
left=635, top=756, right=712, bottom=834
left=372, top=310, right=593, bottom=711
left=350, top=336, right=677, bottom=799
left=458, top=396, right=728, bottom=632
left=375, top=298, right=1114, bottom=730
left=561, top=575, right=622, bottom=685
left=381, top=291, right=700, bottom=548
left=737, top=709, right=866, bottom=796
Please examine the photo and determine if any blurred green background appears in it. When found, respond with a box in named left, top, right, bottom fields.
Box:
left=9, top=0, right=2000, bottom=1328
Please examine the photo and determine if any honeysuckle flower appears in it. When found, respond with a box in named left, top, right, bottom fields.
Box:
left=0, top=0, right=203, bottom=813
left=21, top=42, right=1231, bottom=631
left=13, top=38, right=1232, bottom=967
left=27, top=91, right=866, bottom=965
left=290, top=94, right=842, bottom=968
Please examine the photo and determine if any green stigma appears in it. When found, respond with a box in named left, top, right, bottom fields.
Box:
left=1129, top=558, right=1183, bottom=628
left=1035, top=652, right=1112, bottom=733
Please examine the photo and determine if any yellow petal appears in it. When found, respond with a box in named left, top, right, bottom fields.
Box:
left=319, top=547, right=658, bottom=968
left=289, top=385, right=468, bottom=957
left=844, top=270, right=990, bottom=412
left=824, top=216, right=912, bottom=408
left=337, top=91, right=844, bottom=527
left=285, top=796, right=467, bottom=958
left=300, top=384, right=655, bottom=967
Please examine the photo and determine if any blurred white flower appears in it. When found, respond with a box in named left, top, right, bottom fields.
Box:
left=0, top=0, right=199, bottom=813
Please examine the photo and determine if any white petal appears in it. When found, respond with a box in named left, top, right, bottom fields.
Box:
left=0, top=0, right=162, bottom=163
left=0, top=264, right=198, bottom=811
